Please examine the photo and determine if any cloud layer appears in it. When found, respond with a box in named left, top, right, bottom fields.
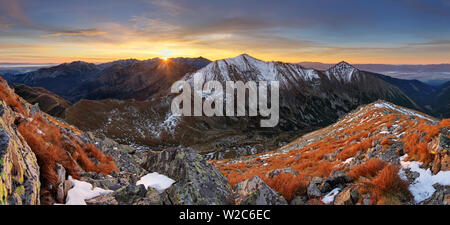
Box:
left=0, top=0, right=449, bottom=63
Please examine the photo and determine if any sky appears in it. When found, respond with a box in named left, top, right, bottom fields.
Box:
left=0, top=0, right=450, bottom=64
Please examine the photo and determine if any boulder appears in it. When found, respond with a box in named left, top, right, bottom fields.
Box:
left=444, top=194, right=450, bottom=205
left=307, top=172, right=352, bottom=198
left=114, top=184, right=147, bottom=205
left=85, top=193, right=118, bottom=205
left=56, top=163, right=66, bottom=203
left=266, top=168, right=298, bottom=179
left=79, top=132, right=146, bottom=177
left=323, top=153, right=336, bottom=161
left=334, top=187, right=359, bottom=205
left=307, top=177, right=324, bottom=197
left=327, top=171, right=352, bottom=187
left=422, top=184, right=450, bottom=205
left=429, top=133, right=450, bottom=174
left=234, top=176, right=287, bottom=205
left=141, top=147, right=234, bottom=205
left=113, top=184, right=162, bottom=205
left=86, top=184, right=163, bottom=205
left=290, top=196, right=308, bottom=205
left=76, top=132, right=148, bottom=197
left=0, top=101, right=40, bottom=205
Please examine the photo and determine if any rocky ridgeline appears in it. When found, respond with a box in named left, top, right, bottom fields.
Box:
left=214, top=101, right=450, bottom=205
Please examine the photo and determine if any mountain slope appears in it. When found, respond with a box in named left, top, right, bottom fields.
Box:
left=171, top=56, right=211, bottom=69
left=213, top=100, right=450, bottom=205
left=184, top=54, right=420, bottom=129
left=435, top=81, right=450, bottom=118
left=301, top=61, right=445, bottom=117
left=69, top=59, right=197, bottom=101
left=375, top=74, right=438, bottom=112
left=12, top=83, right=72, bottom=118
left=6, top=61, right=102, bottom=101
left=3, top=57, right=210, bottom=103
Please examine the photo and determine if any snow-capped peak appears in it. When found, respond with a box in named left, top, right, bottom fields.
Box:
left=325, top=61, right=359, bottom=82
left=184, top=53, right=320, bottom=85
left=223, top=53, right=263, bottom=66
left=335, top=61, right=355, bottom=69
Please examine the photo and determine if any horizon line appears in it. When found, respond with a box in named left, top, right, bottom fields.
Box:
left=1, top=54, right=450, bottom=66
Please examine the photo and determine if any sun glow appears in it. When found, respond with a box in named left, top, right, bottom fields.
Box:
left=160, top=49, right=173, bottom=61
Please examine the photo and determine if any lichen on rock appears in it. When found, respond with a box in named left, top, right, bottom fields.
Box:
left=141, top=147, right=234, bottom=205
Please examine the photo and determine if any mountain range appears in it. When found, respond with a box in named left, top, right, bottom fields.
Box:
left=62, top=55, right=412, bottom=155
left=1, top=54, right=449, bottom=155
left=3, top=57, right=211, bottom=102
left=299, top=62, right=450, bottom=86
left=0, top=54, right=449, bottom=205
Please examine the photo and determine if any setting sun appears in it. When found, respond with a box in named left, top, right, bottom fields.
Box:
left=159, top=49, right=173, bottom=61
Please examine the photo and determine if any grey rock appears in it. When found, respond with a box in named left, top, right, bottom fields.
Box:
left=56, top=163, right=66, bottom=203
left=334, top=187, right=359, bottom=205
left=327, top=171, right=352, bottom=187
left=0, top=99, right=40, bottom=205
left=306, top=173, right=352, bottom=199
left=86, top=184, right=163, bottom=205
left=307, top=177, right=324, bottom=197
left=85, top=193, right=118, bottom=205
left=324, top=153, right=336, bottom=161
left=266, top=168, right=298, bottom=179
left=114, top=184, right=147, bottom=205
left=422, top=184, right=450, bottom=205
left=290, top=196, right=308, bottom=205
left=234, top=176, right=287, bottom=205
left=141, top=147, right=234, bottom=205
left=113, top=184, right=162, bottom=205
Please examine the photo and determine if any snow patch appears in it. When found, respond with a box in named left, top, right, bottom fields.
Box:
left=136, top=172, right=176, bottom=193
left=374, top=102, right=435, bottom=122
left=343, top=157, right=354, bottom=164
left=65, top=176, right=113, bottom=205
left=399, top=155, right=450, bottom=203
left=322, top=188, right=341, bottom=204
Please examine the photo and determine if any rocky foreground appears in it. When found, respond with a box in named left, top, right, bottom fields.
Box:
left=1, top=77, right=449, bottom=205
left=0, top=77, right=235, bottom=205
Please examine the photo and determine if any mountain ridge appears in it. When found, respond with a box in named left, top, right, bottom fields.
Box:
left=64, top=54, right=421, bottom=157
left=213, top=100, right=450, bottom=204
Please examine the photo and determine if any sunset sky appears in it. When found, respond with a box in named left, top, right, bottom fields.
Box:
left=1, top=0, right=449, bottom=64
